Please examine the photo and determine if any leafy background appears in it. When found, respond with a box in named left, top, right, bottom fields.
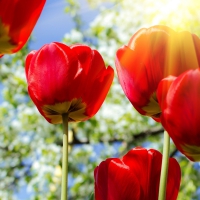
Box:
left=0, top=0, right=200, bottom=199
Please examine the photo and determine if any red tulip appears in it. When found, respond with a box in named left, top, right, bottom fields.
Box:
left=115, top=25, right=200, bottom=121
left=157, top=69, right=200, bottom=161
left=25, top=42, right=114, bottom=124
left=94, top=147, right=181, bottom=200
left=0, top=0, right=46, bottom=57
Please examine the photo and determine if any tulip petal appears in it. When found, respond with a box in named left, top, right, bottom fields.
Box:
left=83, top=66, right=114, bottom=117
left=0, top=21, right=16, bottom=54
left=68, top=44, right=94, bottom=99
left=160, top=69, right=200, bottom=161
left=94, top=147, right=181, bottom=200
left=122, top=147, right=148, bottom=198
left=146, top=149, right=162, bottom=199
left=0, top=0, right=45, bottom=55
left=169, top=32, right=200, bottom=75
left=123, top=147, right=181, bottom=200
left=157, top=76, right=176, bottom=110
left=27, top=43, right=79, bottom=104
left=94, top=158, right=140, bottom=200
left=25, top=50, right=37, bottom=81
left=147, top=149, right=180, bottom=200
left=166, top=158, right=182, bottom=200
left=115, top=25, right=200, bottom=122
left=71, top=45, right=114, bottom=117
left=26, top=42, right=114, bottom=124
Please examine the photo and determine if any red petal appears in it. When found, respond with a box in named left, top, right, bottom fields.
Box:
left=25, top=50, right=36, bottom=81
left=26, top=42, right=114, bottom=123
left=83, top=66, right=114, bottom=117
left=0, top=0, right=45, bottom=53
left=147, top=149, right=181, bottom=200
left=122, top=147, right=181, bottom=199
left=161, top=69, right=200, bottom=161
left=71, top=45, right=114, bottom=117
left=68, top=44, right=93, bottom=99
left=157, top=76, right=176, bottom=110
left=170, top=32, right=200, bottom=75
left=27, top=86, right=52, bottom=123
left=166, top=158, right=181, bottom=200
left=122, top=147, right=148, bottom=198
left=115, top=26, right=172, bottom=116
left=94, top=158, right=140, bottom=200
left=116, top=46, right=151, bottom=115
left=71, top=45, right=107, bottom=83
left=27, top=42, right=79, bottom=104
left=146, top=149, right=162, bottom=199
left=115, top=25, right=200, bottom=121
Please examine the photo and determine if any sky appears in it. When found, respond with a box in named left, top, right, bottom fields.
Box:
left=30, top=0, right=98, bottom=50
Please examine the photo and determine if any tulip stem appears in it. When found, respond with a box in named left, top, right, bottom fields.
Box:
left=61, top=113, right=69, bottom=200
left=158, top=130, right=170, bottom=200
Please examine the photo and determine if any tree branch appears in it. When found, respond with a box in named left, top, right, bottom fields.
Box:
left=55, top=126, right=164, bottom=146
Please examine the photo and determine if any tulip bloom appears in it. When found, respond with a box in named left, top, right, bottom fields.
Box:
left=25, top=42, right=114, bottom=124
left=94, top=147, right=181, bottom=200
left=115, top=25, right=200, bottom=121
left=157, top=69, right=200, bottom=161
left=0, top=0, right=46, bottom=57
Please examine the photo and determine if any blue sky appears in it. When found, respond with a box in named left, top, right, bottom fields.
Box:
left=30, top=0, right=98, bottom=50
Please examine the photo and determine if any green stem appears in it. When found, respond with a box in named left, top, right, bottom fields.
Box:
left=158, top=130, right=170, bottom=200
left=61, top=113, right=69, bottom=200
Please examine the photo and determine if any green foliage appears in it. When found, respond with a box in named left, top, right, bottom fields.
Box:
left=0, top=0, right=200, bottom=199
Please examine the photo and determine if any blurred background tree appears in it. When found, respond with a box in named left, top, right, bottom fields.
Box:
left=0, top=0, right=200, bottom=199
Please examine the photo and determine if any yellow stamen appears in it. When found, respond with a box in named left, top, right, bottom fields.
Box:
left=0, top=19, right=16, bottom=56
left=181, top=144, right=200, bottom=161
left=142, top=92, right=161, bottom=117
left=42, top=98, right=87, bottom=124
